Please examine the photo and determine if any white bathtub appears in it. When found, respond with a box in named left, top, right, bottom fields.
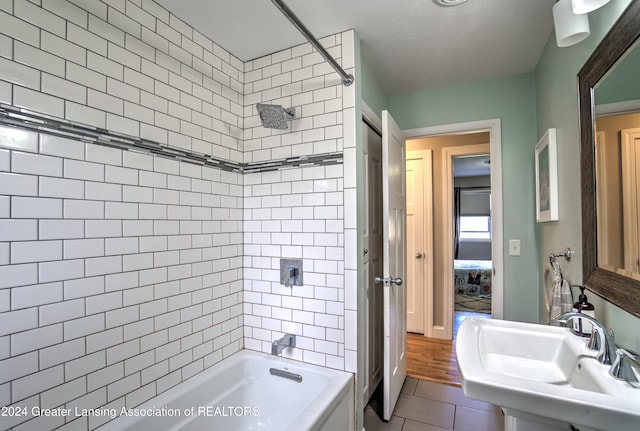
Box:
left=97, top=349, right=354, bottom=431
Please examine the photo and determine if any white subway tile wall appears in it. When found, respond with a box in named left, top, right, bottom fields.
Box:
left=242, top=31, right=356, bottom=371
left=0, top=127, right=243, bottom=431
left=2, top=0, right=244, bottom=163
left=0, top=1, right=357, bottom=430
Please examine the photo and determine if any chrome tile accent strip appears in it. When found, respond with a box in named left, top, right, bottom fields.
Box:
left=0, top=104, right=343, bottom=173
left=243, top=153, right=343, bottom=174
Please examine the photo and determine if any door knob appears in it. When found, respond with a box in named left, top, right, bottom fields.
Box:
left=374, top=277, right=402, bottom=286
left=415, top=252, right=423, bottom=259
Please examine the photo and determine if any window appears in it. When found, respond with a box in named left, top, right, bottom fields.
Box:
left=460, top=216, right=491, bottom=240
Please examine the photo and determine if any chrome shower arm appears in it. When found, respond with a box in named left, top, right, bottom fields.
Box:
left=270, top=0, right=354, bottom=86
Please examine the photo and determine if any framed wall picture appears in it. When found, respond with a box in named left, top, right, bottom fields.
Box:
left=535, top=128, right=559, bottom=222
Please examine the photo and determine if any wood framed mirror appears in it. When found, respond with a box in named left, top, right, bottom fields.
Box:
left=579, top=0, right=640, bottom=318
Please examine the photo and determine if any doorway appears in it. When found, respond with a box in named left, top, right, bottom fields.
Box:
left=361, top=108, right=408, bottom=420
left=362, top=117, right=384, bottom=404
left=404, top=119, right=503, bottom=327
left=452, top=155, right=493, bottom=325
left=405, top=133, right=501, bottom=339
left=403, top=120, right=503, bottom=386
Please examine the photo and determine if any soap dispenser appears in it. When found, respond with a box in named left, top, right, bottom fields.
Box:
left=572, top=285, right=595, bottom=337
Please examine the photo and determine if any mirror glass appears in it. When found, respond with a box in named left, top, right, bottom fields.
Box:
left=579, top=0, right=640, bottom=318
left=593, top=39, right=640, bottom=278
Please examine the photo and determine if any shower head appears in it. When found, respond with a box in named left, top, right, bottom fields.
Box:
left=256, top=103, right=295, bottom=130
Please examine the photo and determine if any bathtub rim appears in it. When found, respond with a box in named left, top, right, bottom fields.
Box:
left=95, top=348, right=354, bottom=431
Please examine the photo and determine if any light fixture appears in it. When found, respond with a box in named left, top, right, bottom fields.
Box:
left=432, top=0, right=469, bottom=6
left=571, top=0, right=610, bottom=14
left=553, top=0, right=590, bottom=47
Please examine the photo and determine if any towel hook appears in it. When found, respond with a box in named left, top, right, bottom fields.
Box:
left=550, top=247, right=573, bottom=262
left=549, top=247, right=572, bottom=285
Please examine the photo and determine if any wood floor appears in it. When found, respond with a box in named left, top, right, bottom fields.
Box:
left=406, top=311, right=490, bottom=387
left=407, top=333, right=460, bottom=386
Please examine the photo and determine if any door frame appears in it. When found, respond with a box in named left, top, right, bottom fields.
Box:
left=441, top=144, right=491, bottom=338
left=595, top=131, right=609, bottom=265
left=404, top=119, right=504, bottom=335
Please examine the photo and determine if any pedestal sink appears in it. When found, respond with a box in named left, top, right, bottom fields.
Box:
left=456, top=318, right=640, bottom=431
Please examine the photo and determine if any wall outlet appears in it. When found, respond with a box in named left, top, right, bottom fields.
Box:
left=280, top=258, right=303, bottom=286
left=509, top=239, right=521, bottom=256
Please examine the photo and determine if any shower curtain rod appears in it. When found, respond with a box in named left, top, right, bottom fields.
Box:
left=270, top=0, right=354, bottom=86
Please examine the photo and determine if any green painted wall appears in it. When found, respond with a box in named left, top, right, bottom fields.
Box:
left=536, top=0, right=640, bottom=352
left=361, top=56, right=389, bottom=115
left=595, top=41, right=640, bottom=103
left=592, top=0, right=640, bottom=107
left=389, top=73, right=539, bottom=323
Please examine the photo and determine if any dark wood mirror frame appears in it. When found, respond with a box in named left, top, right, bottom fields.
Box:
left=579, top=0, right=640, bottom=318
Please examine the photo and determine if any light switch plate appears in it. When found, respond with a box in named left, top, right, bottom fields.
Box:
left=509, top=239, right=521, bottom=256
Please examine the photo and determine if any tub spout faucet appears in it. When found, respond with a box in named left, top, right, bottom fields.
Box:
left=272, top=333, right=296, bottom=356
left=556, top=312, right=617, bottom=365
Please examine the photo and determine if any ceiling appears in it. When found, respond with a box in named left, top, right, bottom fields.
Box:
left=155, top=0, right=557, bottom=95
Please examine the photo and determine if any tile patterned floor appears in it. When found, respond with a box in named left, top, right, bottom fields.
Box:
left=364, top=378, right=505, bottom=431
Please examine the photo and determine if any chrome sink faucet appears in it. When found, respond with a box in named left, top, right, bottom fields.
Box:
left=610, top=348, right=640, bottom=384
left=272, top=333, right=296, bottom=356
left=556, top=312, right=617, bottom=365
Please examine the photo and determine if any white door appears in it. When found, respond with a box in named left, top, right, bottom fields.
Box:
left=406, top=151, right=433, bottom=335
left=406, top=157, right=424, bottom=334
left=380, top=110, right=407, bottom=420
